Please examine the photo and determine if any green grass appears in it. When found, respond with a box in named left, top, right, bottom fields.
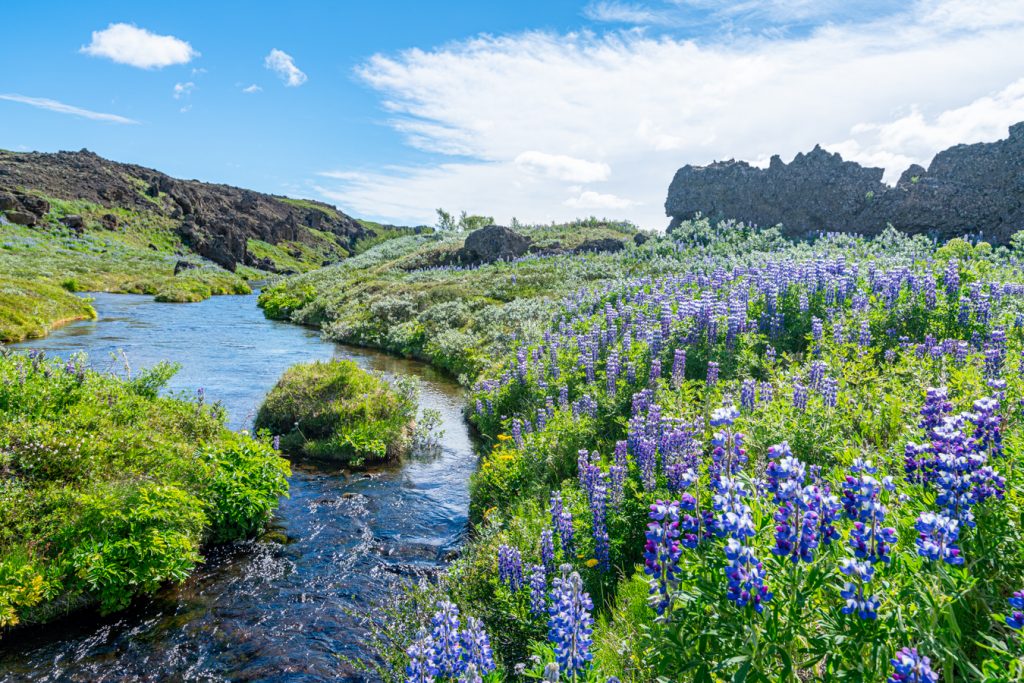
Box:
left=0, top=352, right=290, bottom=628
left=0, top=277, right=96, bottom=342
left=254, top=359, right=416, bottom=464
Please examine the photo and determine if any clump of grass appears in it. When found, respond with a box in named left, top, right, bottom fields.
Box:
left=255, top=359, right=416, bottom=465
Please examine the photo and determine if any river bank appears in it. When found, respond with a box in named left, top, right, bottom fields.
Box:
left=0, top=292, right=479, bottom=682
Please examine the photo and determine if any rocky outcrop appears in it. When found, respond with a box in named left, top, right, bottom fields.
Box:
left=665, top=122, right=1024, bottom=244
left=574, top=237, right=626, bottom=254
left=458, top=225, right=532, bottom=264
left=0, top=149, right=369, bottom=270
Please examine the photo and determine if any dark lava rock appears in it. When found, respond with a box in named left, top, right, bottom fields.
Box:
left=0, top=148, right=370, bottom=270
left=665, top=121, right=1024, bottom=245
left=60, top=214, right=84, bottom=229
left=574, top=237, right=626, bottom=254
left=174, top=260, right=199, bottom=275
left=458, top=225, right=532, bottom=264
left=0, top=192, right=18, bottom=211
left=19, top=195, right=49, bottom=217
left=5, top=210, right=36, bottom=226
left=633, top=232, right=650, bottom=246
left=100, top=213, right=118, bottom=229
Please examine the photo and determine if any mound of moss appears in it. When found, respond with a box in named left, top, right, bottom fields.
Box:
left=0, top=352, right=290, bottom=628
left=255, top=359, right=415, bottom=464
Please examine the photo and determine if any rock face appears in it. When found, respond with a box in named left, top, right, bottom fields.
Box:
left=458, top=225, right=532, bottom=264
left=0, top=149, right=369, bottom=270
left=665, top=122, right=1024, bottom=244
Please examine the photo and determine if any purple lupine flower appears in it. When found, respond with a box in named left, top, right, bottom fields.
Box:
left=643, top=500, right=682, bottom=616
left=649, top=357, right=662, bottom=385
left=551, top=492, right=574, bottom=554
left=529, top=564, right=547, bottom=616
left=1006, top=590, right=1024, bottom=630
left=540, top=528, right=555, bottom=571
left=766, top=346, right=776, bottom=364
left=760, top=381, right=774, bottom=405
left=406, top=630, right=436, bottom=683
left=889, top=647, right=938, bottom=683
left=609, top=463, right=626, bottom=512
left=915, top=512, right=963, bottom=566
left=859, top=320, right=872, bottom=347
left=498, top=545, right=523, bottom=591
left=792, top=381, right=808, bottom=412
left=920, top=388, right=952, bottom=433
left=671, top=348, right=686, bottom=388
left=723, top=538, right=772, bottom=613
left=740, top=379, right=756, bottom=411
left=821, top=377, right=838, bottom=408
left=548, top=564, right=594, bottom=677
left=840, top=556, right=879, bottom=618
left=460, top=616, right=495, bottom=675
left=430, top=601, right=462, bottom=677
left=839, top=460, right=896, bottom=620
left=706, top=361, right=720, bottom=386
left=588, top=472, right=611, bottom=572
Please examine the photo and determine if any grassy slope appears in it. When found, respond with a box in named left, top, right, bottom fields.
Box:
left=0, top=353, right=290, bottom=629
left=258, top=220, right=640, bottom=382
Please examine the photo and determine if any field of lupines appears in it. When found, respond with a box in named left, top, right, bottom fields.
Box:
left=291, top=220, right=1024, bottom=682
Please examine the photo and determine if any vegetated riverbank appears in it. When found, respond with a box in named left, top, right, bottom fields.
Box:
left=0, top=350, right=289, bottom=630
left=262, top=218, right=1024, bottom=681
left=255, top=358, right=418, bottom=464
left=0, top=292, right=479, bottom=681
left=258, top=219, right=644, bottom=382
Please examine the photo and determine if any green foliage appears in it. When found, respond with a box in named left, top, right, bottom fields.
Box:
left=0, top=352, right=290, bottom=627
left=254, top=359, right=416, bottom=464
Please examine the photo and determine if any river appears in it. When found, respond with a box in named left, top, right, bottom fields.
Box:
left=0, top=292, right=478, bottom=682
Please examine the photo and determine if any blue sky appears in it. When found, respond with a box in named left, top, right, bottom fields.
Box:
left=3, top=1, right=1024, bottom=229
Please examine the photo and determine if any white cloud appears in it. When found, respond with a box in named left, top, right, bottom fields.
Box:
left=0, top=93, right=138, bottom=124
left=81, top=23, right=198, bottom=69
left=173, top=82, right=194, bottom=99
left=584, top=2, right=673, bottom=25
left=242, top=84, right=262, bottom=94
left=514, top=151, right=611, bottom=182
left=565, top=190, right=638, bottom=209
left=265, top=49, right=307, bottom=87
left=317, top=0, right=1024, bottom=229
left=827, top=78, right=1024, bottom=181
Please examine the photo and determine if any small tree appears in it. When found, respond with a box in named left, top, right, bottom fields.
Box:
left=435, top=208, right=457, bottom=232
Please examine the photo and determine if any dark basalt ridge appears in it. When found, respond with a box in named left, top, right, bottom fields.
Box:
left=665, top=122, right=1024, bottom=244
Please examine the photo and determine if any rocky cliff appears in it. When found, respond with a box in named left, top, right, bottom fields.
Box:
left=665, top=122, right=1024, bottom=244
left=0, top=149, right=368, bottom=270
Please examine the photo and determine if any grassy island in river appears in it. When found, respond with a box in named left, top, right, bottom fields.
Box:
left=255, top=358, right=416, bottom=465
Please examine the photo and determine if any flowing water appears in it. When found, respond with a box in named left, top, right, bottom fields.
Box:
left=1, top=293, right=478, bottom=682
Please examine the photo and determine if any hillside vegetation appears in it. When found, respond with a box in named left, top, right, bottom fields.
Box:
left=265, top=218, right=1024, bottom=681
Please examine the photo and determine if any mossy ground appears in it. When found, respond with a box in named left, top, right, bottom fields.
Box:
left=0, top=277, right=97, bottom=342
left=255, top=359, right=416, bottom=465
